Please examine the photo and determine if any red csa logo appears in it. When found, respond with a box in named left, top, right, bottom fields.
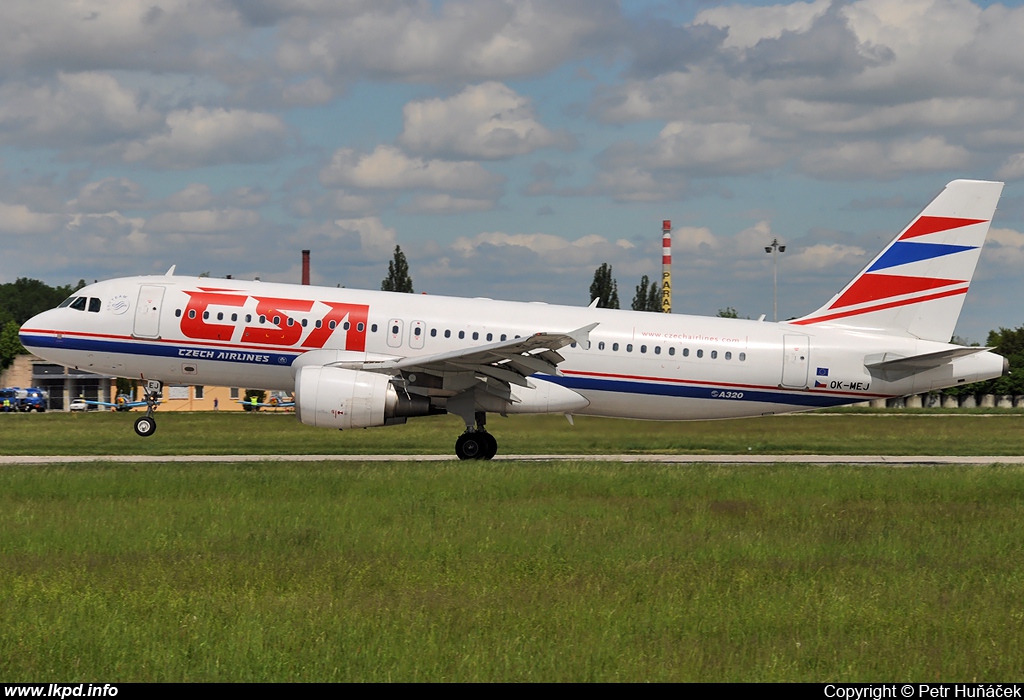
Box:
left=179, top=288, right=369, bottom=351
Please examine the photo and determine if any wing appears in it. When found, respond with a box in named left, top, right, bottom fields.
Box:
left=361, top=322, right=598, bottom=386
left=354, top=323, right=599, bottom=424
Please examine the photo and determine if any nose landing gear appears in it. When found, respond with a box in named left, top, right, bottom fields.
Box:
left=133, top=380, right=161, bottom=438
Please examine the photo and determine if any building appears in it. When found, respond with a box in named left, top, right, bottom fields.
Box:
left=0, top=353, right=289, bottom=412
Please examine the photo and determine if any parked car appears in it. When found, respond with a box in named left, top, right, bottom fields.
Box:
left=69, top=398, right=88, bottom=412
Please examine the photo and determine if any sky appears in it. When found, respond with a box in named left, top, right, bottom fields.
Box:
left=3, top=0, right=1024, bottom=342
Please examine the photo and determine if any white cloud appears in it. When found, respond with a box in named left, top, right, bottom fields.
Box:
left=401, top=194, right=497, bottom=215
left=69, top=177, right=146, bottom=213
left=122, top=107, right=289, bottom=169
left=995, top=153, right=1024, bottom=181
left=399, top=82, right=573, bottom=159
left=799, top=136, right=970, bottom=179
left=144, top=209, right=261, bottom=234
left=0, top=202, right=65, bottom=235
left=274, top=0, right=620, bottom=82
left=0, top=72, right=160, bottom=147
left=320, top=145, right=504, bottom=194
left=696, top=0, right=831, bottom=49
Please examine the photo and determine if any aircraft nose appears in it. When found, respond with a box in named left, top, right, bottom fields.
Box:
left=19, top=309, right=55, bottom=352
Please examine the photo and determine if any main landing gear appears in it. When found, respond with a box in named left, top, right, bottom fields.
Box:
left=133, top=380, right=161, bottom=438
left=455, top=412, right=498, bottom=460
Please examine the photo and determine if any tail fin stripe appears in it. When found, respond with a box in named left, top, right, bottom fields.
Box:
left=867, top=241, right=976, bottom=272
left=900, top=216, right=988, bottom=240
left=792, top=286, right=969, bottom=326
left=831, top=273, right=963, bottom=309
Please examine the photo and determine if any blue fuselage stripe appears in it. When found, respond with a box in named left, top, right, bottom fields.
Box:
left=20, top=334, right=298, bottom=367
left=545, top=375, right=856, bottom=408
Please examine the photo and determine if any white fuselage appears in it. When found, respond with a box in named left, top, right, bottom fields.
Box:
left=20, top=275, right=1004, bottom=420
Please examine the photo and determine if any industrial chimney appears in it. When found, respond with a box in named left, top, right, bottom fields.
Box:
left=661, top=220, right=671, bottom=313
left=301, top=250, right=310, bottom=285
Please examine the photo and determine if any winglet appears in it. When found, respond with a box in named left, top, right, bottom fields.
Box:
left=588, top=298, right=600, bottom=308
left=568, top=322, right=599, bottom=348
left=164, top=265, right=176, bottom=276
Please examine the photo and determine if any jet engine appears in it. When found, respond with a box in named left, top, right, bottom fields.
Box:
left=295, top=366, right=430, bottom=429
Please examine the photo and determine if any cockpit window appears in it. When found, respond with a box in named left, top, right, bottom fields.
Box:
left=58, top=296, right=77, bottom=308
left=69, top=297, right=87, bottom=311
left=88, top=298, right=101, bottom=313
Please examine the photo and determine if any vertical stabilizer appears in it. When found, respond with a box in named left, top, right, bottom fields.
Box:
left=790, top=179, right=1003, bottom=342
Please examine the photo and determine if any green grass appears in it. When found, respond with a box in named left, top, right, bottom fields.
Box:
left=2, top=461, right=1024, bottom=681
left=3, top=410, right=1024, bottom=455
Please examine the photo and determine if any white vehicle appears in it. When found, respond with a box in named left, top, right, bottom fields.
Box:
left=69, top=398, right=88, bottom=412
left=20, top=180, right=1007, bottom=459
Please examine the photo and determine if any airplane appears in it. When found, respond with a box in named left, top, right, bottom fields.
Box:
left=19, top=179, right=1007, bottom=459
left=79, top=394, right=159, bottom=412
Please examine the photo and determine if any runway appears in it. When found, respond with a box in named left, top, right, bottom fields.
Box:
left=3, top=454, right=1024, bottom=465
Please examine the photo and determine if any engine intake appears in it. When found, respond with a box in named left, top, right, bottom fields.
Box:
left=295, top=366, right=430, bottom=429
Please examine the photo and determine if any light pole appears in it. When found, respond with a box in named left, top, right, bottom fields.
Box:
left=764, top=238, right=786, bottom=322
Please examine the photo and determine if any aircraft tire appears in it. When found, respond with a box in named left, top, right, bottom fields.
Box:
left=481, top=432, right=498, bottom=460
left=455, top=432, right=484, bottom=460
left=134, top=416, right=157, bottom=438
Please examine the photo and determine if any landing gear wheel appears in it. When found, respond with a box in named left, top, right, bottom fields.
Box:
left=455, top=432, right=486, bottom=460
left=455, top=431, right=498, bottom=460
left=134, top=416, right=157, bottom=437
left=481, top=432, right=498, bottom=460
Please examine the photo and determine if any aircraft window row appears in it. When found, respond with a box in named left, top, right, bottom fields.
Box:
left=60, top=296, right=102, bottom=313
left=173, top=308, right=367, bottom=333
left=430, top=328, right=509, bottom=342
left=590, top=340, right=745, bottom=361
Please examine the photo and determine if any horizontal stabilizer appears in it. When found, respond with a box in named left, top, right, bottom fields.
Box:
left=865, top=346, right=991, bottom=372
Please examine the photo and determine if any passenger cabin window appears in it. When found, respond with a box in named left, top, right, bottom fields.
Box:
left=431, top=329, right=437, bottom=337
left=696, top=349, right=704, bottom=358
left=472, top=332, right=479, bottom=340
left=711, top=350, right=718, bottom=359
left=371, top=324, right=378, bottom=332
left=88, top=298, right=101, bottom=313
left=668, top=347, right=675, bottom=356
left=654, top=346, right=661, bottom=355
left=486, top=333, right=493, bottom=341
left=682, top=348, right=689, bottom=357
left=626, top=344, right=633, bottom=352
left=175, top=309, right=182, bottom=317
left=739, top=352, right=746, bottom=361
left=444, top=330, right=451, bottom=338
left=725, top=352, right=732, bottom=360
left=640, top=345, right=647, bottom=353
left=459, top=331, right=465, bottom=339
left=612, top=342, right=619, bottom=351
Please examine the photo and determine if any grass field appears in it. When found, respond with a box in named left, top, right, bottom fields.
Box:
left=2, top=409, right=1024, bottom=455
left=2, top=413, right=1024, bottom=681
left=3, top=460, right=1024, bottom=681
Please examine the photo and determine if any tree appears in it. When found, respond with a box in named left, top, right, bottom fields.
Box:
left=631, top=275, right=661, bottom=312
left=381, top=245, right=414, bottom=293
left=717, top=307, right=739, bottom=318
left=0, top=321, right=24, bottom=372
left=590, top=263, right=619, bottom=309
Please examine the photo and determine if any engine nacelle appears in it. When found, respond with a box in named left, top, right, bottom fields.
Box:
left=295, top=366, right=430, bottom=429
